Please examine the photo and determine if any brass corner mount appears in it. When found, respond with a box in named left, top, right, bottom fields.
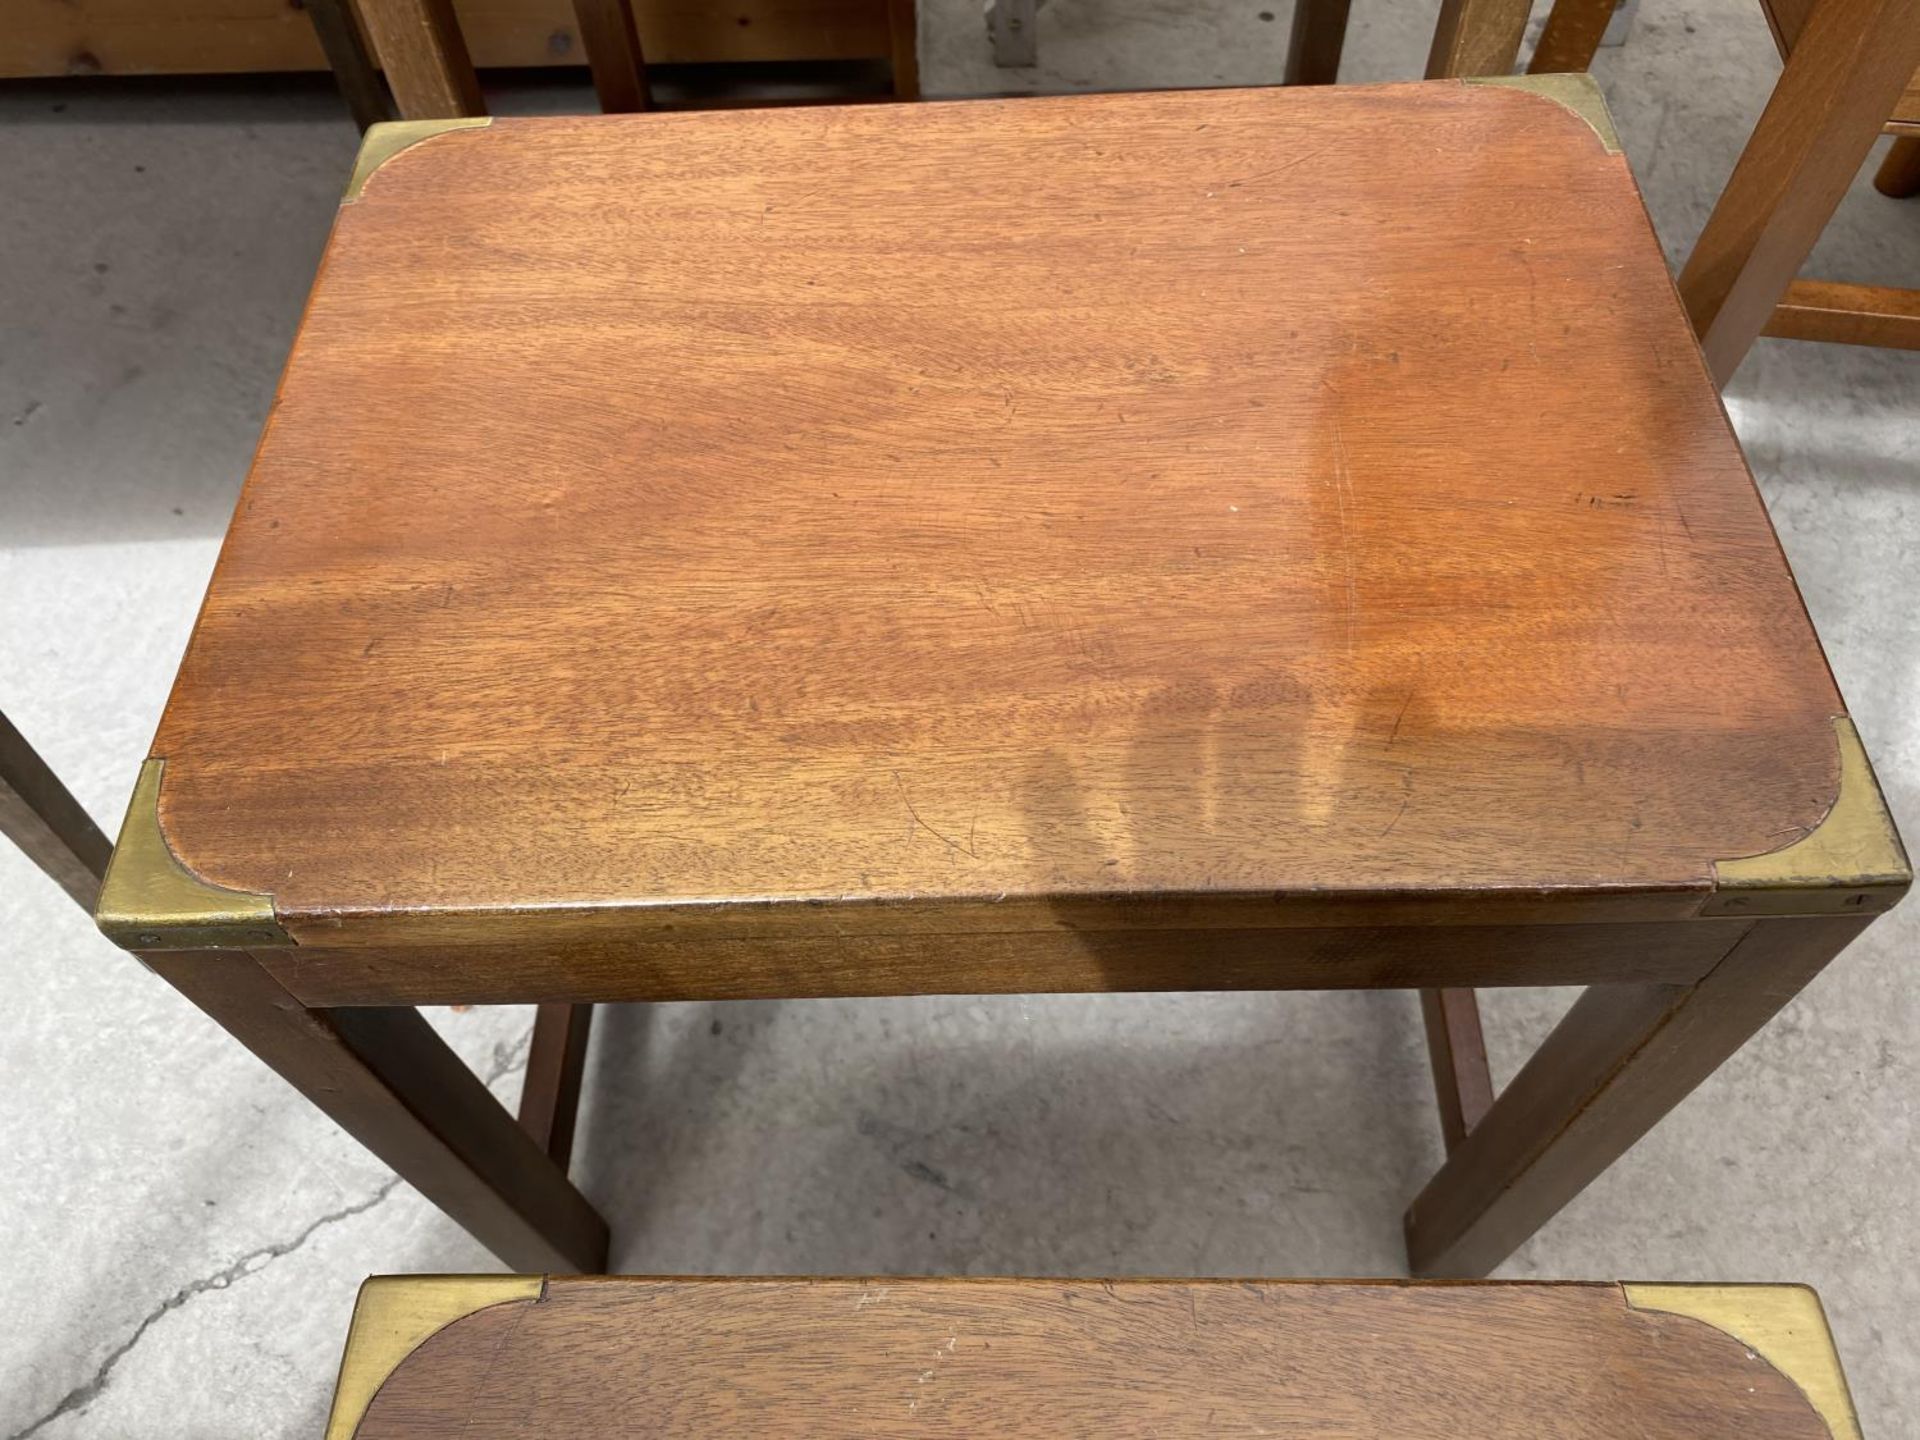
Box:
left=1465, top=73, right=1622, bottom=154
left=1707, top=715, right=1911, bottom=917
left=1624, top=1284, right=1861, bottom=1440
left=94, top=757, right=291, bottom=951
left=324, top=1275, right=546, bottom=1440
left=343, top=117, right=493, bottom=203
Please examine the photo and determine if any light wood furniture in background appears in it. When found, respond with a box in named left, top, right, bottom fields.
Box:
left=340, top=0, right=915, bottom=119
left=96, top=80, right=1907, bottom=1279
left=323, top=1276, right=1866, bottom=1438
left=1521, top=0, right=1920, bottom=380
left=345, top=0, right=658, bottom=116
left=6, top=0, right=914, bottom=120
left=1, top=711, right=111, bottom=914
left=308, top=0, right=398, bottom=131
left=1683, top=0, right=1920, bottom=377
left=1285, top=0, right=1610, bottom=90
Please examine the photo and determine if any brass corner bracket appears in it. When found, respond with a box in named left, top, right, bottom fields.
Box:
left=325, top=1275, right=546, bottom=1440
left=343, top=117, right=493, bottom=203
left=1465, top=73, right=1622, bottom=155
left=1705, top=715, right=1911, bottom=916
left=94, top=758, right=291, bottom=951
left=1623, top=1284, right=1861, bottom=1440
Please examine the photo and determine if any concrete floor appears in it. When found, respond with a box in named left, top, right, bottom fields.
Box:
left=2, top=0, right=1916, bottom=1432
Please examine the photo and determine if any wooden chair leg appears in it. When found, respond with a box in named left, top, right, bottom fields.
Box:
left=1873, top=135, right=1920, bottom=196
left=887, top=0, right=921, bottom=98
left=1420, top=988, right=1494, bottom=1152
left=151, top=951, right=609, bottom=1271
left=0, top=710, right=111, bottom=912
left=519, top=1002, right=595, bottom=1168
left=1405, top=917, right=1862, bottom=1277
left=1426, top=0, right=1533, bottom=77
left=571, top=0, right=651, bottom=113
left=1285, top=0, right=1352, bottom=85
left=307, top=0, right=395, bottom=132
left=355, top=0, right=486, bottom=120
left=1677, top=0, right=1920, bottom=384
left=1527, top=0, right=1615, bottom=73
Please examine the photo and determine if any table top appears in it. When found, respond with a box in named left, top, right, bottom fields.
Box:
left=325, top=1276, right=1856, bottom=1439
left=107, top=80, right=1898, bottom=954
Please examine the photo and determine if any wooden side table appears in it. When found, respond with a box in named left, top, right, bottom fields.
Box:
left=322, top=1275, right=1865, bottom=1438
left=95, top=78, right=1908, bottom=1279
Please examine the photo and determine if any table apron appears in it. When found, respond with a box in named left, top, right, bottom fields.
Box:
left=255, top=918, right=1753, bottom=1008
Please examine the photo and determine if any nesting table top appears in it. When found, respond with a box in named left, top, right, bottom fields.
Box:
left=121, top=82, right=1871, bottom=951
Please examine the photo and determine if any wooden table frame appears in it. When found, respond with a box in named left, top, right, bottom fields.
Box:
left=99, top=713, right=1907, bottom=1277
left=89, top=85, right=1910, bottom=1281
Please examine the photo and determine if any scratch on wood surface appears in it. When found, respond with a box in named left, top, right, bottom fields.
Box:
left=458, top=1297, right=536, bottom=1431
left=1231, top=148, right=1330, bottom=188
left=1330, top=414, right=1359, bottom=655
left=1381, top=794, right=1412, bottom=838
left=895, top=771, right=959, bottom=855
left=1387, top=691, right=1413, bottom=748
left=1514, top=243, right=1542, bottom=363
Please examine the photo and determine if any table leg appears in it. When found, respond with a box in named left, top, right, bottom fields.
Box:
left=148, top=950, right=609, bottom=1273
left=887, top=0, right=921, bottom=98
left=1419, top=987, right=1494, bottom=1152
left=1284, top=0, right=1352, bottom=85
left=1874, top=136, right=1920, bottom=197
left=519, top=1002, right=594, bottom=1168
left=1, top=709, right=112, bottom=913
left=1404, top=916, right=1867, bottom=1277
left=571, top=0, right=651, bottom=113
left=1425, top=0, right=1533, bottom=78
left=1526, top=0, right=1615, bottom=74
left=305, top=0, right=395, bottom=133
left=354, top=0, right=486, bottom=119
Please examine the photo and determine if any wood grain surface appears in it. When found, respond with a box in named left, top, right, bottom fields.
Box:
left=345, top=1277, right=1834, bottom=1437
left=150, top=84, right=1843, bottom=951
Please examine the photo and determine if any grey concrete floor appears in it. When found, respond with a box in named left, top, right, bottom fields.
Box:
left=2, top=0, right=1916, bottom=1433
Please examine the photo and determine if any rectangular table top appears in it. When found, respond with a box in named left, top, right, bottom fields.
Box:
left=105, top=80, right=1896, bottom=955
left=325, top=1276, right=1857, bottom=1439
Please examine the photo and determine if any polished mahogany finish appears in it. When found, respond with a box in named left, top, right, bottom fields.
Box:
left=101, top=84, right=1904, bottom=1279
left=156, top=84, right=1838, bottom=954
left=337, top=1277, right=1845, bottom=1439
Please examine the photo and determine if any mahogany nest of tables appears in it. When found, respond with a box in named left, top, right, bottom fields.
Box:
left=97, top=78, right=1907, bottom=1276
